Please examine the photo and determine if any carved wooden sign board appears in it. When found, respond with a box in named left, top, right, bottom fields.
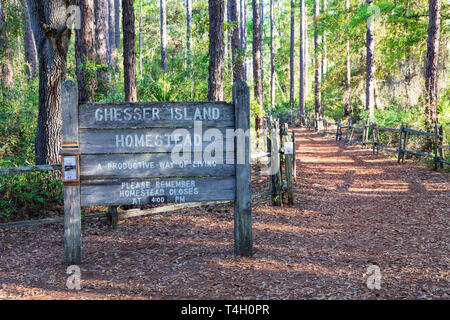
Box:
left=61, top=81, right=252, bottom=265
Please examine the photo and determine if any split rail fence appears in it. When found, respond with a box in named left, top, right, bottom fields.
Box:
left=305, top=115, right=448, bottom=170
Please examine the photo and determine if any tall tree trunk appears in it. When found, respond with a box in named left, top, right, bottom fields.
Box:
left=289, top=0, right=295, bottom=110
left=314, top=0, right=322, bottom=129
left=270, top=0, right=275, bottom=108
left=27, top=0, right=72, bottom=164
left=253, top=0, right=263, bottom=108
left=305, top=12, right=308, bottom=99
left=344, top=0, right=351, bottom=117
left=227, top=0, right=233, bottom=71
left=322, top=0, right=327, bottom=79
left=425, top=0, right=441, bottom=131
left=0, top=1, right=14, bottom=92
left=139, top=0, right=143, bottom=77
left=299, top=0, right=306, bottom=126
left=95, top=0, right=109, bottom=97
left=108, top=0, right=115, bottom=66
left=186, top=0, right=192, bottom=73
left=253, top=0, right=263, bottom=144
left=207, top=0, right=225, bottom=101
left=230, top=0, right=244, bottom=83
left=160, top=0, right=167, bottom=72
left=240, top=0, right=247, bottom=80
left=21, top=0, right=38, bottom=80
left=365, top=0, right=375, bottom=120
left=186, top=0, right=193, bottom=99
left=115, top=0, right=120, bottom=49
left=123, top=0, right=137, bottom=101
left=260, top=0, right=264, bottom=107
left=76, top=0, right=96, bottom=103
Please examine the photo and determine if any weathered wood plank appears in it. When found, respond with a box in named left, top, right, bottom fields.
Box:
left=0, top=164, right=61, bottom=176
left=79, top=101, right=235, bottom=128
left=378, top=126, right=401, bottom=133
left=80, top=176, right=236, bottom=206
left=80, top=127, right=234, bottom=154
left=233, top=81, right=252, bottom=257
left=62, top=82, right=80, bottom=144
left=62, top=81, right=81, bottom=265
left=404, top=127, right=438, bottom=137
left=403, top=149, right=434, bottom=158
left=80, top=153, right=236, bottom=179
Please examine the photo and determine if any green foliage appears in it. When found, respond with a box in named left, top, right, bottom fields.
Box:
left=0, top=81, right=38, bottom=167
left=0, top=171, right=63, bottom=220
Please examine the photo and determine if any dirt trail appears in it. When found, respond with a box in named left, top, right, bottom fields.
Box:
left=0, top=128, right=448, bottom=299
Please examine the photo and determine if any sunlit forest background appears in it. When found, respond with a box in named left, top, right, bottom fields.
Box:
left=0, top=0, right=448, bottom=219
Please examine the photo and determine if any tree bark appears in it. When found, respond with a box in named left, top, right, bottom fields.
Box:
left=260, top=0, right=264, bottom=107
left=344, top=0, right=351, bottom=117
left=253, top=0, right=263, bottom=108
left=207, top=0, right=225, bottom=101
left=289, top=0, right=295, bottom=110
left=186, top=0, right=192, bottom=75
left=108, top=0, right=115, bottom=66
left=365, top=0, right=375, bottom=120
left=21, top=0, right=38, bottom=80
left=123, top=0, right=137, bottom=101
left=95, top=0, right=109, bottom=97
left=76, top=0, right=96, bottom=103
left=253, top=0, right=263, bottom=140
left=227, top=0, right=233, bottom=71
left=115, top=0, right=120, bottom=49
left=160, top=0, right=167, bottom=72
left=322, top=0, right=327, bottom=79
left=230, top=0, right=244, bottom=83
left=0, top=1, right=14, bottom=92
left=270, top=0, right=275, bottom=108
left=139, top=0, right=143, bottom=77
left=299, top=0, right=306, bottom=126
left=314, top=0, right=322, bottom=128
left=27, top=0, right=72, bottom=164
left=240, top=0, right=247, bottom=80
left=425, top=0, right=441, bottom=130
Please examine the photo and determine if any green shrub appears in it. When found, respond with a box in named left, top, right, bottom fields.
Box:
left=0, top=171, right=63, bottom=221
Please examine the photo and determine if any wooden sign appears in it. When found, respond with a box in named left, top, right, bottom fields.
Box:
left=61, top=81, right=252, bottom=265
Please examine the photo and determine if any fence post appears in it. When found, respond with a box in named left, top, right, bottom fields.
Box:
left=438, top=125, right=444, bottom=170
left=398, top=122, right=404, bottom=163
left=433, top=123, right=439, bottom=171
left=345, top=120, right=351, bottom=143
left=376, top=124, right=381, bottom=155
left=292, top=131, right=297, bottom=182
left=270, top=125, right=282, bottom=206
left=61, top=81, right=82, bottom=266
left=233, top=81, right=252, bottom=256
left=372, top=123, right=376, bottom=154
left=336, top=119, right=340, bottom=141
left=362, top=120, right=367, bottom=148
left=402, top=123, right=409, bottom=163
left=283, top=124, right=294, bottom=205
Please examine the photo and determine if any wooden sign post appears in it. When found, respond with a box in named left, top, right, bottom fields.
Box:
left=61, top=81, right=81, bottom=265
left=61, top=80, right=252, bottom=264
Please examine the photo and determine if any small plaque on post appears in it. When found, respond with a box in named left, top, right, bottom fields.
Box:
left=62, top=155, right=80, bottom=184
left=284, top=142, right=294, bottom=155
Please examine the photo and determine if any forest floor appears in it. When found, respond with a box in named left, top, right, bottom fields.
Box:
left=0, top=128, right=448, bottom=300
